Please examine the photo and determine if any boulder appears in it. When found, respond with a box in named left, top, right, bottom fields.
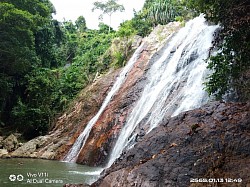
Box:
left=11, top=135, right=49, bottom=158
left=0, top=149, right=8, bottom=157
left=2, top=134, right=18, bottom=152
left=11, top=139, right=37, bottom=157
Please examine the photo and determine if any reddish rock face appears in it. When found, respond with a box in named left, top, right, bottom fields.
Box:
left=67, top=23, right=183, bottom=166
left=53, top=70, right=121, bottom=161
left=76, top=45, right=151, bottom=166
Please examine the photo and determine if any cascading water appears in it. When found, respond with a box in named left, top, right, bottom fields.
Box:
left=107, top=15, right=219, bottom=167
left=63, top=43, right=144, bottom=162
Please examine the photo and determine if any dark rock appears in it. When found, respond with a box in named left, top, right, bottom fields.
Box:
left=92, top=101, right=250, bottom=187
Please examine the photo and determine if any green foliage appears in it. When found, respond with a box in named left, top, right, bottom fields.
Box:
left=35, top=23, right=61, bottom=68
left=12, top=99, right=51, bottom=139
left=59, top=65, right=88, bottom=100
left=0, top=0, right=66, bottom=139
left=60, top=20, right=78, bottom=64
left=114, top=21, right=137, bottom=66
left=74, top=30, right=115, bottom=74
left=0, top=2, right=38, bottom=126
left=11, top=68, right=59, bottom=139
left=126, top=0, right=192, bottom=37
left=117, top=20, right=136, bottom=39
left=0, top=3, right=37, bottom=72
left=205, top=52, right=232, bottom=98
left=205, top=26, right=250, bottom=100
left=9, top=20, right=116, bottom=139
left=144, top=0, right=184, bottom=26
left=10, top=65, right=86, bottom=139
left=124, top=10, right=153, bottom=37
left=98, top=22, right=114, bottom=34
left=186, top=0, right=250, bottom=100
left=146, top=0, right=176, bottom=25
left=112, top=51, right=125, bottom=67
left=13, top=18, right=115, bottom=139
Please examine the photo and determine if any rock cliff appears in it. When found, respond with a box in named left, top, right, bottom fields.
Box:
left=6, top=22, right=182, bottom=164
left=73, top=22, right=182, bottom=166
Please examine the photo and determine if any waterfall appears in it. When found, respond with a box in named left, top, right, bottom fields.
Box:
left=64, top=43, right=144, bottom=162
left=107, top=15, right=219, bottom=167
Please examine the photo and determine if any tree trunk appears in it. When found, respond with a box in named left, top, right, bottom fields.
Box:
left=109, top=14, right=111, bottom=33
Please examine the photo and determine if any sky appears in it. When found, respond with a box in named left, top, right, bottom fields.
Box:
left=50, top=0, right=145, bottom=30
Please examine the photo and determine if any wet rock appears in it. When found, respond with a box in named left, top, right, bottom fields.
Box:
left=2, top=134, right=18, bottom=152
left=93, top=101, right=250, bottom=187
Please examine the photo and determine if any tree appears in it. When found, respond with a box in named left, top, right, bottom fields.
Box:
left=0, top=2, right=37, bottom=123
left=0, top=0, right=65, bottom=138
left=92, top=0, right=125, bottom=32
left=75, top=16, right=87, bottom=32
left=61, top=20, right=78, bottom=64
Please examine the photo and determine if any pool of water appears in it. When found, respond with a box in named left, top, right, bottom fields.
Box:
left=0, top=158, right=102, bottom=187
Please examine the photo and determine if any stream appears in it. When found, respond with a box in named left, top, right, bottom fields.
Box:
left=0, top=158, right=101, bottom=186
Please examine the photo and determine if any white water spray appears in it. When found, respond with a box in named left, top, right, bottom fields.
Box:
left=107, top=15, right=219, bottom=167
left=64, top=43, right=144, bottom=162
